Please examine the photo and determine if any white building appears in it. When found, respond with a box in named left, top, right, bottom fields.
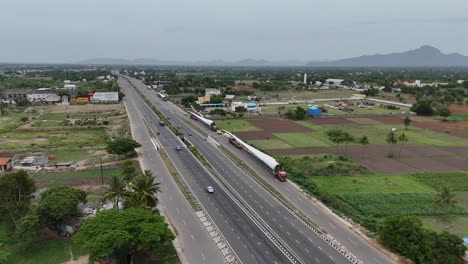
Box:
left=325, top=79, right=344, bottom=85
left=63, top=84, right=77, bottom=90
left=92, top=92, right=119, bottom=103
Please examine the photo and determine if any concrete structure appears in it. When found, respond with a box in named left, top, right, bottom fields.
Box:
left=20, top=156, right=48, bottom=167
left=325, top=79, right=344, bottom=85
left=205, top=88, right=221, bottom=96
left=0, top=157, right=12, bottom=173
left=225, top=94, right=235, bottom=100
left=303, top=73, right=307, bottom=84
left=3, top=88, right=34, bottom=101
left=91, top=92, right=119, bottom=103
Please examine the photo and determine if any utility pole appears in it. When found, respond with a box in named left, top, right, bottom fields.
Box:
left=100, top=157, right=104, bottom=185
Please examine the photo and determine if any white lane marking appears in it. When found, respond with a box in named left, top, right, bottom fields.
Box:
left=190, top=234, right=195, bottom=240
left=348, top=238, right=358, bottom=245
left=305, top=248, right=310, bottom=253
left=328, top=223, right=337, bottom=229
left=315, top=257, right=320, bottom=263
left=200, top=251, right=206, bottom=261
left=175, top=208, right=179, bottom=213
left=318, top=246, right=323, bottom=251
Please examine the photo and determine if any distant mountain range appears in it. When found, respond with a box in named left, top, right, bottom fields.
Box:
left=306, top=45, right=468, bottom=67
left=78, top=46, right=468, bottom=67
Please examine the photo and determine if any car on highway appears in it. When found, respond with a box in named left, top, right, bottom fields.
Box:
left=206, top=186, right=214, bottom=193
left=216, top=130, right=223, bottom=135
left=175, top=146, right=181, bottom=151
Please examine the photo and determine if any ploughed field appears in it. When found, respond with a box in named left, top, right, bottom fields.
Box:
left=217, top=116, right=468, bottom=174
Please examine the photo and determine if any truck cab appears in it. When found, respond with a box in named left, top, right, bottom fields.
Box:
left=275, top=171, right=287, bottom=181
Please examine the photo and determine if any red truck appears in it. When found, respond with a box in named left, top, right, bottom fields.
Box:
left=229, top=137, right=243, bottom=149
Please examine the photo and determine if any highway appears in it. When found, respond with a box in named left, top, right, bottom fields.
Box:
left=120, top=76, right=352, bottom=264
left=119, top=77, right=291, bottom=264
left=123, top=90, right=225, bottom=264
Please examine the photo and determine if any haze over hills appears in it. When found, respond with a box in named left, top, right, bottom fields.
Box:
left=306, top=46, right=468, bottom=67
left=77, top=46, right=468, bottom=67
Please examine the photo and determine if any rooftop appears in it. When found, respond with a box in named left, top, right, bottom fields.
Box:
left=0, top=157, right=12, bottom=166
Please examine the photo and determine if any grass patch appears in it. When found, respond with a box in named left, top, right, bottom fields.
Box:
left=412, top=172, right=468, bottom=192
left=215, top=119, right=261, bottom=132
left=1, top=129, right=109, bottom=149
left=337, top=193, right=468, bottom=217
left=273, top=132, right=330, bottom=147
left=433, top=113, right=468, bottom=122
left=247, top=139, right=293, bottom=149
left=0, top=113, right=28, bottom=133
left=47, top=149, right=89, bottom=161
left=5, top=238, right=84, bottom=264
left=311, top=174, right=436, bottom=194
left=419, top=215, right=468, bottom=237
left=34, top=168, right=118, bottom=181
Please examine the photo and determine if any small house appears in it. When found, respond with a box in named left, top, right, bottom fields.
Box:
left=307, top=106, right=322, bottom=117
left=0, top=157, right=12, bottom=173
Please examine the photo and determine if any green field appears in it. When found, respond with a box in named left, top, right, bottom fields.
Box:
left=34, top=168, right=119, bottom=181
left=215, top=119, right=261, bottom=132
left=0, top=113, right=28, bottom=133
left=312, top=175, right=436, bottom=194
left=337, top=193, right=467, bottom=217
left=5, top=239, right=84, bottom=264
left=274, top=132, right=331, bottom=147
left=1, top=129, right=109, bottom=149
left=305, top=171, right=468, bottom=236
left=47, top=149, right=89, bottom=161
left=247, top=139, right=293, bottom=149
left=420, top=215, right=468, bottom=237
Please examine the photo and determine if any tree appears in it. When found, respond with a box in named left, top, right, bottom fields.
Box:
left=439, top=107, right=451, bottom=120
left=181, top=95, right=197, bottom=107
left=0, top=102, right=9, bottom=116
left=377, top=215, right=433, bottom=263
left=128, top=171, right=160, bottom=209
left=327, top=129, right=346, bottom=153
left=104, top=175, right=129, bottom=210
left=36, top=186, right=87, bottom=229
left=386, top=131, right=398, bottom=157
left=410, top=99, right=434, bottom=116
left=120, top=160, right=139, bottom=181
left=235, top=106, right=246, bottom=113
left=397, top=133, right=408, bottom=158
left=15, top=98, right=31, bottom=107
left=14, top=211, right=42, bottom=246
left=430, top=231, right=467, bottom=263
left=434, top=186, right=457, bottom=207
left=106, top=138, right=142, bottom=157
left=209, top=95, right=223, bottom=104
left=463, top=81, right=468, bottom=89
left=0, top=170, right=36, bottom=227
left=403, top=116, right=411, bottom=130
left=358, top=135, right=369, bottom=159
left=285, top=106, right=307, bottom=120
left=73, top=208, right=174, bottom=263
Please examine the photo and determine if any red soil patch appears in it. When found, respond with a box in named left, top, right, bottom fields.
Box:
left=344, top=146, right=468, bottom=174
left=371, top=116, right=404, bottom=124
left=410, top=116, right=438, bottom=123
left=449, top=104, right=468, bottom=115
left=412, top=121, right=468, bottom=139
left=268, top=147, right=331, bottom=155
left=249, top=119, right=313, bottom=133
left=306, top=118, right=354, bottom=125
left=346, top=118, right=382, bottom=125
left=234, top=131, right=272, bottom=140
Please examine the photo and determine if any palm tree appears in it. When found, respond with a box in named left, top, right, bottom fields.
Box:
left=386, top=131, right=398, bottom=157
left=397, top=133, right=408, bottom=158
left=103, top=174, right=129, bottom=210
left=124, top=193, right=146, bottom=209
left=327, top=129, right=345, bottom=153
left=130, top=170, right=161, bottom=209
left=358, top=136, right=369, bottom=159
left=434, top=186, right=457, bottom=207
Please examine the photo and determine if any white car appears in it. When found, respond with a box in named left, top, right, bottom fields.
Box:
left=206, top=186, right=214, bottom=193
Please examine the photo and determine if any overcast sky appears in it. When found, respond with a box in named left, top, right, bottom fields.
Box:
left=1, top=0, right=468, bottom=63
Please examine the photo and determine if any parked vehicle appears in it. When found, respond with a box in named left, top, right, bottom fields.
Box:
left=159, top=121, right=165, bottom=126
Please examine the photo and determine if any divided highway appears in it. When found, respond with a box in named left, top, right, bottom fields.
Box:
left=121, top=76, right=353, bottom=264
left=119, top=78, right=291, bottom=264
